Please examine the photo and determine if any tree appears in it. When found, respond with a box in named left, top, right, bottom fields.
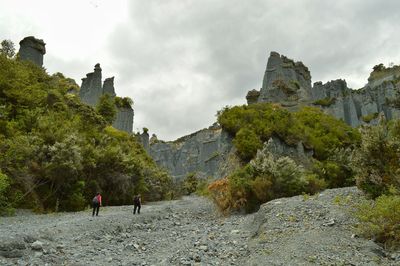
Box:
left=96, top=94, right=117, bottom=124
left=0, top=39, right=15, bottom=58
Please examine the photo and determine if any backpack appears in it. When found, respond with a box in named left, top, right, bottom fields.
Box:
left=92, top=196, right=99, bottom=205
left=134, top=196, right=140, bottom=205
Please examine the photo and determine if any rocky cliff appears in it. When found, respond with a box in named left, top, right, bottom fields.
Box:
left=250, top=51, right=400, bottom=126
left=151, top=52, right=400, bottom=180
left=18, top=36, right=46, bottom=67
left=79, top=64, right=134, bottom=133
left=149, top=125, right=236, bottom=180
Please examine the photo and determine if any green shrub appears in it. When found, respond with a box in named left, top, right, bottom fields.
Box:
left=313, top=97, right=336, bottom=107
left=361, top=113, right=379, bottom=123
left=233, top=127, right=262, bottom=161
left=195, top=178, right=211, bottom=197
left=351, top=121, right=400, bottom=198
left=96, top=94, right=116, bottom=124
left=114, top=96, right=133, bottom=109
left=183, top=173, right=198, bottom=195
left=0, top=171, right=14, bottom=215
left=356, top=192, right=400, bottom=249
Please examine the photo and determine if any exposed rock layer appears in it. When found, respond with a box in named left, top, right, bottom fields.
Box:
left=149, top=126, right=235, bottom=180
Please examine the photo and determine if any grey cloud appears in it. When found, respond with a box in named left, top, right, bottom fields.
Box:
left=104, top=0, right=400, bottom=140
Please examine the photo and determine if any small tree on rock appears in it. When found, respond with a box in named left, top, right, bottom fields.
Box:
left=0, top=40, right=15, bottom=58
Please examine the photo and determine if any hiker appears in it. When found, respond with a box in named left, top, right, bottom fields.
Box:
left=133, top=194, right=141, bottom=214
left=92, top=192, right=102, bottom=216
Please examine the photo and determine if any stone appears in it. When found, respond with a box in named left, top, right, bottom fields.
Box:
left=103, top=77, right=116, bottom=97
left=0, top=236, right=26, bottom=258
left=31, top=241, right=44, bottom=251
left=258, top=51, right=312, bottom=104
left=18, top=36, right=46, bottom=67
left=79, top=64, right=134, bottom=133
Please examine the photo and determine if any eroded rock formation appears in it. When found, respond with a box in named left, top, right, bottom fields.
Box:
left=79, top=64, right=134, bottom=133
left=18, top=36, right=46, bottom=67
left=248, top=51, right=400, bottom=126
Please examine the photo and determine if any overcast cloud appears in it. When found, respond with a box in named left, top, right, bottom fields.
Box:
left=1, top=0, right=400, bottom=140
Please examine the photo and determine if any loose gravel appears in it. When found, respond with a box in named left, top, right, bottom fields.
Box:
left=0, top=187, right=398, bottom=265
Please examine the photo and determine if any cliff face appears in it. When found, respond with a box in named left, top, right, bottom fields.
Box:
left=149, top=126, right=236, bottom=180
left=112, top=107, right=134, bottom=133
left=251, top=52, right=400, bottom=126
left=79, top=64, right=134, bottom=133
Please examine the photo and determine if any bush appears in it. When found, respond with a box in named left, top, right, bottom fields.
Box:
left=356, top=192, right=400, bottom=249
left=208, top=147, right=327, bottom=213
left=183, top=173, right=198, bottom=195
left=313, top=97, right=336, bottom=107
left=361, top=113, right=379, bottom=123
left=0, top=171, right=13, bottom=215
left=351, top=122, right=400, bottom=198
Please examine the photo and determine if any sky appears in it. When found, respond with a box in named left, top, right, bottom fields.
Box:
left=1, top=0, right=400, bottom=141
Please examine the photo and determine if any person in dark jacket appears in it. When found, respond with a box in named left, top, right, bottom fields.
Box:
left=133, top=194, right=141, bottom=214
left=92, top=192, right=102, bottom=216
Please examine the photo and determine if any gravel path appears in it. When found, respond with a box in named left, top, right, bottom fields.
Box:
left=0, top=188, right=399, bottom=266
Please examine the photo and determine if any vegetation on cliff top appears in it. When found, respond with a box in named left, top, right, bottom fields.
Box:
left=0, top=51, right=172, bottom=214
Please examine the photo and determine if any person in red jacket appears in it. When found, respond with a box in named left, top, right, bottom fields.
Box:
left=92, top=192, right=102, bottom=216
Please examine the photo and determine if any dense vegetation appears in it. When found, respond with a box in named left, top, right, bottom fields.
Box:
left=208, top=103, right=360, bottom=213
left=0, top=51, right=172, bottom=214
left=351, top=120, right=400, bottom=248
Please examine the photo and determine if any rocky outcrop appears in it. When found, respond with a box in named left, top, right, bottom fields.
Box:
left=149, top=126, right=235, bottom=180
left=252, top=51, right=400, bottom=127
left=112, top=107, right=134, bottom=133
left=138, top=131, right=150, bottom=152
left=18, top=36, right=46, bottom=67
left=258, top=51, right=312, bottom=105
left=80, top=64, right=103, bottom=106
left=264, top=136, right=313, bottom=167
left=79, top=64, right=134, bottom=133
left=103, top=77, right=116, bottom=97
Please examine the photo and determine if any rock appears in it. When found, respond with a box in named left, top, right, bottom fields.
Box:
left=79, top=64, right=134, bottom=133
left=149, top=126, right=235, bottom=181
left=18, top=36, right=46, bottom=67
left=0, top=236, right=26, bottom=258
left=199, top=245, right=208, bottom=252
left=194, top=254, right=201, bottom=262
left=102, top=77, right=116, bottom=97
left=31, top=241, right=44, bottom=251
left=256, top=52, right=400, bottom=129
left=258, top=51, right=312, bottom=104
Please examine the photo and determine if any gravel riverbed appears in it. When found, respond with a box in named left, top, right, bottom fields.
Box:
left=0, top=187, right=398, bottom=265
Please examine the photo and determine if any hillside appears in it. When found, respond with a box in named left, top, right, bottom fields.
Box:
left=0, top=50, right=172, bottom=214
